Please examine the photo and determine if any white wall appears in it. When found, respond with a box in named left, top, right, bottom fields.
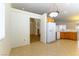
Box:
left=66, top=22, right=77, bottom=30
left=0, top=4, right=5, bottom=40
left=11, top=8, right=41, bottom=48
left=40, top=13, right=47, bottom=44
left=56, top=21, right=77, bottom=30
left=0, top=4, right=11, bottom=55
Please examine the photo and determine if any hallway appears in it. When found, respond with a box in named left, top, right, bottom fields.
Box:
left=30, top=35, right=40, bottom=43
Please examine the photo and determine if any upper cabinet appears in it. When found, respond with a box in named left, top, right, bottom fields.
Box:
left=47, top=17, right=55, bottom=22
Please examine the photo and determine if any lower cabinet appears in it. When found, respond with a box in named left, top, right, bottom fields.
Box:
left=60, top=32, right=77, bottom=41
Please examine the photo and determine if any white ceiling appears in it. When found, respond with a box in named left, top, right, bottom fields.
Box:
left=11, top=3, right=79, bottom=22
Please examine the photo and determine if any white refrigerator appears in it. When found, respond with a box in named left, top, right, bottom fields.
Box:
left=46, top=22, right=56, bottom=43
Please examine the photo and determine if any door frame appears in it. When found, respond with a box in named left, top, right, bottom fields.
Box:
left=29, top=17, right=41, bottom=43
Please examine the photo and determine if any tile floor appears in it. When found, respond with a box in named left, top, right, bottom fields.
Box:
left=30, top=35, right=40, bottom=43
left=10, top=39, right=79, bottom=56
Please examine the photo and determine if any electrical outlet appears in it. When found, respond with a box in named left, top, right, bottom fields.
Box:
left=24, top=39, right=26, bottom=41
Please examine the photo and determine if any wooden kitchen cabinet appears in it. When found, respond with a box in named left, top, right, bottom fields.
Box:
left=48, top=17, right=55, bottom=22
left=60, top=32, right=77, bottom=41
left=60, top=32, right=67, bottom=39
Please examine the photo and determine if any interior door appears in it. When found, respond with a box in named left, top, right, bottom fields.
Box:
left=40, top=13, right=47, bottom=44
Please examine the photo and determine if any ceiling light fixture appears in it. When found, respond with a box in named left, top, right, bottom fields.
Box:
left=49, top=4, right=59, bottom=17
left=49, top=11, right=59, bottom=17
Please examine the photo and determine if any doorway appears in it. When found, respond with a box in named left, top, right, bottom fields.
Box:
left=30, top=18, right=40, bottom=43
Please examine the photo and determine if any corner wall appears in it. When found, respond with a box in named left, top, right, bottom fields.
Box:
left=0, top=4, right=11, bottom=56
left=11, top=8, right=41, bottom=48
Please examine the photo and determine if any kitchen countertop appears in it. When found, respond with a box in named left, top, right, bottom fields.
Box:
left=57, top=31, right=77, bottom=32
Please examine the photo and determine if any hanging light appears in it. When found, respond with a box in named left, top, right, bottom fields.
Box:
left=49, top=4, right=59, bottom=17
left=49, top=11, right=59, bottom=17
